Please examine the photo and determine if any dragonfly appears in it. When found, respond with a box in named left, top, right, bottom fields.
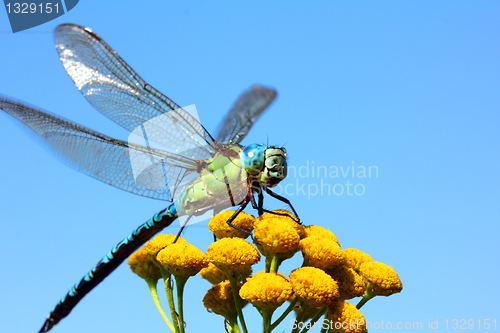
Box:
left=0, top=24, right=299, bottom=332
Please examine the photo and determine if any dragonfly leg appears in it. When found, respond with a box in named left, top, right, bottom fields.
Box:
left=154, top=213, right=196, bottom=257
left=263, top=187, right=301, bottom=223
left=247, top=192, right=300, bottom=223
left=225, top=196, right=253, bottom=235
left=249, top=177, right=264, bottom=216
left=174, top=213, right=196, bottom=243
left=257, top=187, right=264, bottom=216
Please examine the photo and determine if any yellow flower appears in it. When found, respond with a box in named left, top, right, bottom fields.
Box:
left=327, top=301, right=367, bottom=333
left=203, top=280, right=244, bottom=318
left=257, top=209, right=306, bottom=239
left=304, top=225, right=340, bottom=246
left=200, top=263, right=252, bottom=285
left=143, top=234, right=187, bottom=256
left=128, top=248, right=162, bottom=280
left=299, top=237, right=344, bottom=270
left=326, top=266, right=365, bottom=300
left=289, top=267, right=339, bottom=307
left=206, top=238, right=261, bottom=276
left=342, top=248, right=374, bottom=272
left=200, top=263, right=228, bottom=285
left=209, top=211, right=255, bottom=239
left=156, top=242, right=209, bottom=277
left=358, top=261, right=403, bottom=297
left=253, top=217, right=300, bottom=256
left=239, top=272, right=293, bottom=310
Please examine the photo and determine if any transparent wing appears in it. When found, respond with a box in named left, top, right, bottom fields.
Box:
left=215, top=85, right=277, bottom=144
left=0, top=96, right=201, bottom=201
left=54, top=24, right=215, bottom=159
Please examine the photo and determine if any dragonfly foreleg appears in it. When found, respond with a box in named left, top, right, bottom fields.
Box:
left=225, top=196, right=253, bottom=235
left=247, top=190, right=300, bottom=224
left=154, top=212, right=197, bottom=256
left=263, top=187, right=301, bottom=223
left=251, top=179, right=265, bottom=216
left=257, top=188, right=264, bottom=216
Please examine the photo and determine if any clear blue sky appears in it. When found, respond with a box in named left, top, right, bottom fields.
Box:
left=1, top=2, right=499, bottom=333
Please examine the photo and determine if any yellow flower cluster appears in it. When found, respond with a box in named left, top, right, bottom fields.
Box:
left=128, top=209, right=403, bottom=333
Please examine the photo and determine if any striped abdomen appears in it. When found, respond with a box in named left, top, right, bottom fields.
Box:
left=39, top=203, right=178, bottom=333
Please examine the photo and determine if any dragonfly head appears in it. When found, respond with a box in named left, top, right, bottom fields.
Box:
left=241, top=144, right=287, bottom=188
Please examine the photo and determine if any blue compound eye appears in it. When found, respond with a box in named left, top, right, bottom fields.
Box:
left=241, top=144, right=266, bottom=175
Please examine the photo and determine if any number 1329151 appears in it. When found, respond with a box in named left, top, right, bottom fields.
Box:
left=445, top=319, right=496, bottom=330
left=5, top=2, right=59, bottom=14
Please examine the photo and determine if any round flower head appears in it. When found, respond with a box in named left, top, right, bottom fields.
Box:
left=206, top=238, right=260, bottom=276
left=156, top=242, right=209, bottom=277
left=358, top=261, right=403, bottom=297
left=299, top=236, right=345, bottom=270
left=289, top=267, right=339, bottom=307
left=342, top=248, right=374, bottom=272
left=203, top=280, right=244, bottom=318
left=200, top=263, right=228, bottom=285
left=200, top=263, right=252, bottom=285
left=253, top=217, right=300, bottom=256
left=257, top=209, right=306, bottom=239
left=239, top=271, right=293, bottom=310
left=143, top=234, right=187, bottom=256
left=128, top=248, right=162, bottom=280
left=209, top=211, right=255, bottom=239
left=328, top=301, right=367, bottom=333
left=304, top=225, right=340, bottom=247
left=326, top=266, right=365, bottom=300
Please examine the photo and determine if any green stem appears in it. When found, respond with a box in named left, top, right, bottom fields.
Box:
left=146, top=277, right=176, bottom=332
left=298, top=307, right=327, bottom=333
left=161, top=267, right=180, bottom=333
left=228, top=276, right=249, bottom=333
left=175, top=276, right=188, bottom=333
left=227, top=314, right=241, bottom=333
left=262, top=309, right=274, bottom=333
left=356, top=292, right=375, bottom=310
left=269, top=254, right=279, bottom=273
left=270, top=297, right=298, bottom=331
